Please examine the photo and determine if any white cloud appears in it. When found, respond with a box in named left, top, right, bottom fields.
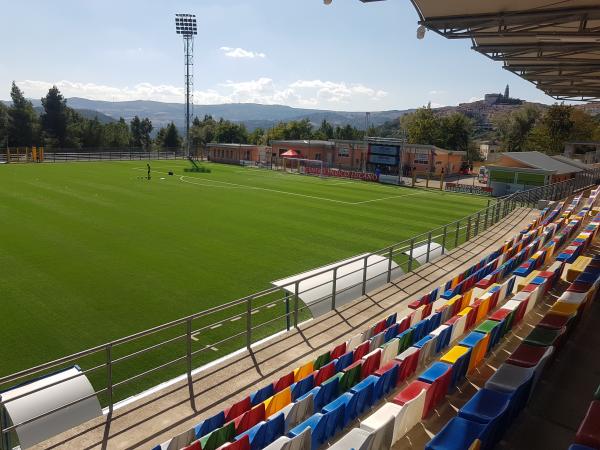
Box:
left=428, top=90, right=446, bottom=95
left=219, top=47, right=266, bottom=59
left=468, top=96, right=483, bottom=102
left=16, top=78, right=388, bottom=109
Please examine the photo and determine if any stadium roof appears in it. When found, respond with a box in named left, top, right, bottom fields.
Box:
left=409, top=0, right=600, bottom=101
left=502, top=151, right=584, bottom=173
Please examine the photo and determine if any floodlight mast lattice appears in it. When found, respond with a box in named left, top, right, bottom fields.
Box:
left=175, top=13, right=197, bottom=157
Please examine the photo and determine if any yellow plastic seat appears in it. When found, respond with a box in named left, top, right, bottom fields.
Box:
left=263, top=386, right=291, bottom=417
left=293, top=361, right=314, bottom=382
left=566, top=256, right=592, bottom=283
left=440, top=345, right=470, bottom=364
left=549, top=301, right=580, bottom=317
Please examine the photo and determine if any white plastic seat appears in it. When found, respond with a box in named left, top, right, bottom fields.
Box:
left=449, top=314, right=467, bottom=344
left=380, top=339, right=400, bottom=367
left=360, top=402, right=405, bottom=445
left=347, top=332, right=366, bottom=351
left=395, top=388, right=427, bottom=437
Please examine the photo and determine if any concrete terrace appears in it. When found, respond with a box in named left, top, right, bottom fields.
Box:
left=33, top=207, right=538, bottom=450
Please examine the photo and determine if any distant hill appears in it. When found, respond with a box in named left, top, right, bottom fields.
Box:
left=27, top=98, right=414, bottom=131
left=2, top=100, right=116, bottom=124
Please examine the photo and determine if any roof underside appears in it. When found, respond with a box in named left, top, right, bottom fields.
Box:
left=410, top=0, right=600, bottom=101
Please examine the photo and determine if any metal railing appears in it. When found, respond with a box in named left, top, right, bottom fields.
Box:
left=0, top=174, right=597, bottom=449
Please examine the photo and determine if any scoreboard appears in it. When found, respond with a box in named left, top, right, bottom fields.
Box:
left=368, top=144, right=400, bottom=166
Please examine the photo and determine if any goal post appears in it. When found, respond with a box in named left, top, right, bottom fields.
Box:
left=282, top=157, right=324, bottom=177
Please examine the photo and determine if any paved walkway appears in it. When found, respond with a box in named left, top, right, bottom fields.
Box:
left=34, top=208, right=537, bottom=450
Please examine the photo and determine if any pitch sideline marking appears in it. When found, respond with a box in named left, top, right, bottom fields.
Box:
left=133, top=167, right=430, bottom=205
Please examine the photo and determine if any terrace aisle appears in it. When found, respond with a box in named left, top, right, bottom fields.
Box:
left=34, top=207, right=538, bottom=450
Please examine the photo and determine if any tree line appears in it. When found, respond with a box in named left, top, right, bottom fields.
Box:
left=0, top=82, right=185, bottom=149
left=0, top=82, right=370, bottom=151
left=492, top=104, right=600, bottom=154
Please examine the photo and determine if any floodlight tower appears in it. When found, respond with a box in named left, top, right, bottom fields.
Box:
left=175, top=13, right=197, bottom=157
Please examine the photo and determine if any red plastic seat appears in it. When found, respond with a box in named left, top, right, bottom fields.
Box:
left=272, top=371, right=294, bottom=393
left=506, top=343, right=548, bottom=368
left=217, top=434, right=250, bottom=450
left=575, top=401, right=600, bottom=449
left=393, top=380, right=433, bottom=419
left=360, top=349, right=382, bottom=380
left=234, top=403, right=265, bottom=434
left=330, top=342, right=347, bottom=360
left=224, top=396, right=251, bottom=422
left=373, top=319, right=387, bottom=334
left=490, top=308, right=511, bottom=322
left=183, top=441, right=202, bottom=450
left=538, top=313, right=573, bottom=330
left=353, top=341, right=370, bottom=362
left=314, top=361, right=336, bottom=386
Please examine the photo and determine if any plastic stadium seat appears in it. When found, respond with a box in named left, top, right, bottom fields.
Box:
left=251, top=385, right=274, bottom=406
left=394, top=380, right=432, bottom=420
left=293, top=361, right=314, bottom=382
left=397, top=328, right=414, bottom=353
left=298, top=378, right=338, bottom=411
left=425, top=416, right=489, bottom=450
left=523, top=326, right=565, bottom=348
left=335, top=351, right=354, bottom=372
left=353, top=341, right=370, bottom=363
left=330, top=342, right=347, bottom=360
left=235, top=403, right=266, bottom=435
left=314, top=361, right=336, bottom=386
left=323, top=392, right=358, bottom=428
left=339, top=361, right=362, bottom=393
left=200, top=421, right=235, bottom=450
left=350, top=375, right=378, bottom=409
left=395, top=346, right=420, bottom=381
left=280, top=393, right=314, bottom=433
left=484, top=364, right=534, bottom=419
left=568, top=445, right=597, bottom=450
left=473, top=321, right=501, bottom=353
left=418, top=362, right=453, bottom=412
left=195, top=411, right=226, bottom=440
left=384, top=324, right=400, bottom=343
left=217, top=435, right=250, bottom=450
left=235, top=420, right=266, bottom=450
left=380, top=338, right=400, bottom=366
left=289, top=405, right=342, bottom=450
left=291, top=375, right=315, bottom=401
left=225, top=396, right=252, bottom=422
left=264, top=387, right=292, bottom=418
left=264, top=412, right=285, bottom=446
left=273, top=372, right=295, bottom=394
left=372, top=363, right=399, bottom=402
left=156, top=428, right=196, bottom=450
left=361, top=349, right=382, bottom=380
left=313, top=351, right=331, bottom=371
left=440, top=345, right=472, bottom=390
left=390, top=384, right=427, bottom=437
left=430, top=325, right=452, bottom=354
left=347, top=332, right=366, bottom=352
left=374, top=318, right=388, bottom=334
left=370, top=332, right=385, bottom=351
left=506, top=343, right=549, bottom=368
left=575, top=401, right=600, bottom=449
left=360, top=402, right=405, bottom=445
left=459, top=332, right=489, bottom=373
left=182, top=441, right=202, bottom=450
left=273, top=426, right=311, bottom=450
left=413, top=335, right=435, bottom=367
left=458, top=388, right=512, bottom=447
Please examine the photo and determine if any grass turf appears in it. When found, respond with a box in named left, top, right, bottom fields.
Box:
left=0, top=160, right=488, bottom=402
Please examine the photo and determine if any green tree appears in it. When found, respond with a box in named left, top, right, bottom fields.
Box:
left=401, top=107, right=441, bottom=146
left=248, top=127, right=265, bottom=145
left=104, top=118, right=131, bottom=147
left=80, top=117, right=105, bottom=148
left=313, top=119, right=334, bottom=140
left=40, top=86, right=69, bottom=147
left=190, top=115, right=216, bottom=150
left=0, top=102, right=8, bottom=149
left=214, top=118, right=248, bottom=143
left=493, top=105, right=541, bottom=152
left=543, top=104, right=574, bottom=154
left=156, top=122, right=181, bottom=148
left=7, top=82, right=38, bottom=147
left=440, top=113, right=473, bottom=152
left=130, top=116, right=153, bottom=149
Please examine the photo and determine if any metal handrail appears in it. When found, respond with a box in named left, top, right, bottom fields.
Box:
left=0, top=172, right=597, bottom=449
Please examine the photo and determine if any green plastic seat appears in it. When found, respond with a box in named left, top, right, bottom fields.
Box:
left=199, top=421, right=235, bottom=450
left=314, top=351, right=331, bottom=370
left=474, top=320, right=499, bottom=334
left=339, top=363, right=361, bottom=394
left=523, top=326, right=563, bottom=347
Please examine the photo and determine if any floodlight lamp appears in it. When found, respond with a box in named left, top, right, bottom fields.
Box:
left=417, top=25, right=426, bottom=40
left=175, top=13, right=197, bottom=36
left=324, top=0, right=332, bottom=4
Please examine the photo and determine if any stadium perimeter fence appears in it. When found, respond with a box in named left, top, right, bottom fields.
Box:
left=0, top=147, right=188, bottom=163
left=0, top=172, right=599, bottom=449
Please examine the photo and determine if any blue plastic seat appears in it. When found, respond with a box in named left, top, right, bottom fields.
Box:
left=350, top=375, right=378, bottom=407
left=289, top=413, right=325, bottom=450
left=411, top=319, right=429, bottom=342
left=335, top=351, right=354, bottom=372
left=458, top=388, right=512, bottom=447
left=323, top=392, right=355, bottom=428
left=413, top=335, right=433, bottom=349
left=236, top=421, right=266, bottom=450
left=250, top=384, right=274, bottom=406
left=428, top=312, right=442, bottom=333
left=194, top=410, right=225, bottom=439
left=386, top=312, right=397, bottom=328
left=299, top=376, right=339, bottom=411
left=418, top=362, right=452, bottom=384
left=291, top=374, right=315, bottom=401
left=484, top=363, right=534, bottom=421
left=264, top=412, right=285, bottom=446
left=373, top=364, right=398, bottom=402
left=425, top=416, right=489, bottom=450
left=350, top=377, right=373, bottom=416
left=384, top=323, right=400, bottom=342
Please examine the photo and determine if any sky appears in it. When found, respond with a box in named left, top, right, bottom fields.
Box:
left=0, top=0, right=562, bottom=112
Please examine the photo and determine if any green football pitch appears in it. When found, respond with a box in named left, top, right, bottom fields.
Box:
left=0, top=160, right=488, bottom=401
